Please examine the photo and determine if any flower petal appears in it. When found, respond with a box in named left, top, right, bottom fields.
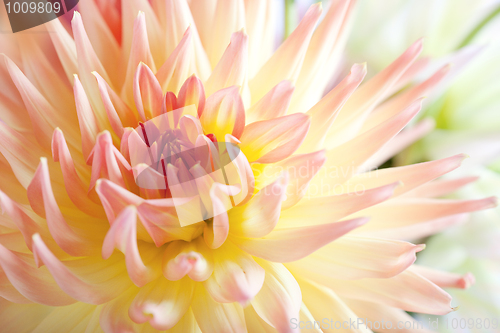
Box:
left=205, top=30, right=249, bottom=98
left=251, top=260, right=302, bottom=333
left=232, top=217, right=368, bottom=262
left=102, top=206, right=159, bottom=287
left=0, top=242, right=75, bottom=306
left=239, top=113, right=310, bottom=163
left=31, top=234, right=120, bottom=305
left=287, top=236, right=424, bottom=280
left=203, top=241, right=265, bottom=305
left=200, top=86, right=245, bottom=140
left=129, top=277, right=194, bottom=330
left=27, top=158, right=101, bottom=257
left=246, top=80, right=294, bottom=124
left=230, top=174, right=288, bottom=239
left=249, top=4, right=322, bottom=103
left=156, top=27, right=193, bottom=94
left=133, top=62, right=163, bottom=121
left=73, top=74, right=99, bottom=161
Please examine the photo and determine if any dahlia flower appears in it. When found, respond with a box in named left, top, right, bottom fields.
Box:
left=0, top=0, right=496, bottom=332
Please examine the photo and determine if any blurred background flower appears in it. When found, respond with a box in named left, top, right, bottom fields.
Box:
left=336, top=0, right=500, bottom=330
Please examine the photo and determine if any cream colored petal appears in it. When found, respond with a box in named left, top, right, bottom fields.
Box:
left=205, top=31, right=248, bottom=98
left=321, top=99, right=423, bottom=186
left=350, top=197, right=497, bottom=232
left=74, top=74, right=99, bottom=160
left=291, top=0, right=355, bottom=114
left=287, top=235, right=424, bottom=280
left=302, top=270, right=454, bottom=315
left=239, top=113, right=310, bottom=163
left=281, top=183, right=398, bottom=228
left=298, top=63, right=366, bottom=154
left=337, top=154, right=468, bottom=198
left=249, top=4, right=322, bottom=103
left=156, top=27, right=193, bottom=94
left=402, top=176, right=479, bottom=198
left=232, top=217, right=368, bottom=263
left=230, top=174, right=288, bottom=239
left=205, top=0, right=246, bottom=68
left=298, top=278, right=371, bottom=333
left=251, top=260, right=301, bottom=333
left=246, top=80, right=294, bottom=124
left=191, top=284, right=247, bottom=333
left=129, top=277, right=194, bottom=330
left=342, top=298, right=433, bottom=333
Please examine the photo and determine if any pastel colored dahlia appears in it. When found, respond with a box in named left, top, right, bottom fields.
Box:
left=0, top=1, right=497, bottom=332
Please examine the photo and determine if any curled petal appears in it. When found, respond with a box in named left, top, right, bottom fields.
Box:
left=230, top=174, right=288, bottom=238
left=129, top=277, right=194, bottom=330
left=203, top=241, right=265, bottom=305
left=200, top=86, right=245, bottom=140
left=133, top=62, right=163, bottom=121
left=102, top=206, right=159, bottom=287
left=95, top=178, right=143, bottom=224
left=251, top=260, right=302, bottom=333
left=232, top=217, right=368, bottom=262
left=203, top=183, right=241, bottom=249
left=162, top=238, right=214, bottom=282
left=178, top=75, right=206, bottom=117
left=239, top=113, right=310, bottom=163
left=88, top=131, right=136, bottom=191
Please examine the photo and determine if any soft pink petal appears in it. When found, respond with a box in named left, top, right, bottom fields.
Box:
left=102, top=206, right=158, bottom=287
left=246, top=80, right=294, bottom=124
left=73, top=74, right=99, bottom=160
left=27, top=158, right=101, bottom=257
left=156, top=27, right=193, bottom=94
left=133, top=62, right=163, bottom=121
left=410, top=265, right=475, bottom=289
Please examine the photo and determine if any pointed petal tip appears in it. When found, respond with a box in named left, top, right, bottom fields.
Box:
left=416, top=244, right=426, bottom=252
